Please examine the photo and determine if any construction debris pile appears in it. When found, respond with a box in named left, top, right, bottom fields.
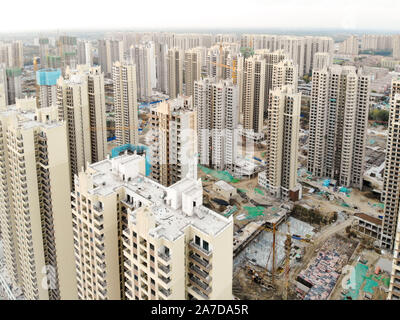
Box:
left=296, top=235, right=357, bottom=300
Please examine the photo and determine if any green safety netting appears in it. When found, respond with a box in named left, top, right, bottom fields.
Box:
left=198, top=165, right=240, bottom=183
left=238, top=188, right=247, bottom=193
left=243, top=206, right=265, bottom=219
left=254, top=188, right=264, bottom=195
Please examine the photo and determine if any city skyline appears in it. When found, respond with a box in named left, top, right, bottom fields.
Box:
left=1, top=0, right=400, bottom=33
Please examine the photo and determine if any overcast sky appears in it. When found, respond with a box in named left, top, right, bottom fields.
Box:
left=1, top=0, right=399, bottom=32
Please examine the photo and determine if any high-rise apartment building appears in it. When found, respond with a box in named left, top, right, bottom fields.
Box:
left=149, top=96, right=197, bottom=187
left=112, top=61, right=139, bottom=146
left=77, top=40, right=92, bottom=66
left=71, top=153, right=233, bottom=300
left=167, top=48, right=184, bottom=99
left=98, top=39, right=124, bottom=77
left=39, top=38, right=50, bottom=68
left=195, top=78, right=238, bottom=170
left=56, top=65, right=107, bottom=186
left=36, top=68, right=62, bottom=108
left=258, top=86, right=301, bottom=199
left=0, top=41, right=24, bottom=68
left=155, top=43, right=168, bottom=94
left=6, top=67, right=23, bottom=105
left=130, top=44, right=152, bottom=101
left=0, top=64, right=7, bottom=108
left=393, top=35, right=400, bottom=60
left=239, top=55, right=266, bottom=134
left=313, top=52, right=333, bottom=70
left=0, top=102, right=77, bottom=300
left=307, top=66, right=370, bottom=189
left=384, top=79, right=400, bottom=300
left=339, top=36, right=359, bottom=55
left=381, top=79, right=400, bottom=250
left=184, top=48, right=202, bottom=97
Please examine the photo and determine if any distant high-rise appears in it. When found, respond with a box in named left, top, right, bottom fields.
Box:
left=112, top=61, right=139, bottom=146
left=0, top=41, right=24, bottom=68
left=0, top=102, right=77, bottom=300
left=77, top=40, right=92, bottom=66
left=36, top=68, right=62, bottom=108
left=130, top=44, right=152, bottom=101
left=339, top=36, right=359, bottom=55
left=195, top=78, right=238, bottom=170
left=0, top=64, right=7, bottom=108
left=184, top=48, right=202, bottom=97
left=258, top=85, right=301, bottom=199
left=155, top=43, right=168, bottom=94
left=149, top=96, right=197, bottom=187
left=98, top=39, right=124, bottom=77
left=167, top=48, right=184, bottom=98
left=313, top=52, right=332, bottom=70
left=6, top=67, right=23, bottom=105
left=39, top=38, right=50, bottom=68
left=239, top=55, right=266, bottom=134
left=393, top=35, right=400, bottom=60
left=307, top=66, right=370, bottom=189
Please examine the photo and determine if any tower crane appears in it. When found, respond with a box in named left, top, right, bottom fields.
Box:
left=255, top=222, right=313, bottom=299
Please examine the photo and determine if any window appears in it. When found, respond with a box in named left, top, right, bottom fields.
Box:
left=203, top=240, right=209, bottom=252
left=195, top=236, right=200, bottom=246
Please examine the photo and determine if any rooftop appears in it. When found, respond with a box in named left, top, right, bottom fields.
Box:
left=83, top=155, right=232, bottom=241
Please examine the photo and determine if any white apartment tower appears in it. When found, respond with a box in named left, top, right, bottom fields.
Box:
left=184, top=48, right=202, bottom=98
left=307, top=66, right=370, bottom=189
left=167, top=48, right=184, bottom=99
left=0, top=102, right=77, bottom=300
left=71, top=153, right=233, bottom=300
left=149, top=96, right=197, bottom=187
left=195, top=78, right=239, bottom=171
left=112, top=61, right=139, bottom=146
left=259, top=86, right=301, bottom=199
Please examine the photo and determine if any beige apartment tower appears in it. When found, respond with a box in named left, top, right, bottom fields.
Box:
left=184, top=48, right=202, bottom=97
left=195, top=78, right=239, bottom=171
left=258, top=86, right=301, bottom=199
left=0, top=102, right=77, bottom=300
left=307, top=66, right=370, bottom=190
left=149, top=96, right=197, bottom=187
left=167, top=48, right=184, bottom=99
left=71, top=154, right=233, bottom=300
left=112, top=61, right=139, bottom=146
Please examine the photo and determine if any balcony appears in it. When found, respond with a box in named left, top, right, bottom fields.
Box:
left=189, top=264, right=212, bottom=283
left=159, top=275, right=171, bottom=285
left=158, top=250, right=171, bottom=263
left=189, top=275, right=212, bottom=295
left=189, top=285, right=209, bottom=300
left=189, top=241, right=212, bottom=258
left=158, top=263, right=171, bottom=275
left=189, top=253, right=211, bottom=271
left=159, top=287, right=171, bottom=298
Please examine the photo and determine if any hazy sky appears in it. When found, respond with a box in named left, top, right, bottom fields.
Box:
left=1, top=0, right=400, bottom=32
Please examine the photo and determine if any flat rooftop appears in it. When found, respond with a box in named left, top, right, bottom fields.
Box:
left=85, top=155, right=232, bottom=241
